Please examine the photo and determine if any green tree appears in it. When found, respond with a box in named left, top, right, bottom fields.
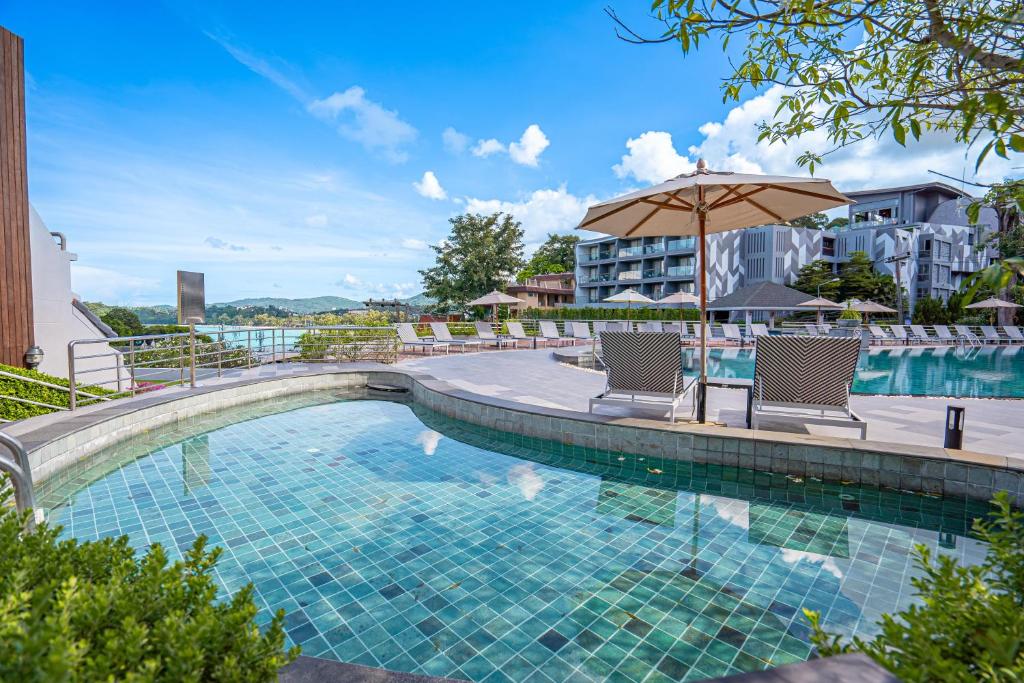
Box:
left=0, top=478, right=297, bottom=680
left=517, top=233, right=580, bottom=281
left=100, top=307, right=145, bottom=337
left=787, top=213, right=849, bottom=231
left=806, top=492, right=1024, bottom=681
left=420, top=212, right=525, bottom=313
left=609, top=0, right=1024, bottom=174
left=912, top=296, right=950, bottom=324
left=793, top=259, right=841, bottom=299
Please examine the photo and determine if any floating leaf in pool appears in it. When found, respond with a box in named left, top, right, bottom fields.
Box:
left=617, top=456, right=626, bottom=462
left=838, top=494, right=856, bottom=501
left=445, top=581, right=461, bottom=591
left=647, top=468, right=663, bottom=475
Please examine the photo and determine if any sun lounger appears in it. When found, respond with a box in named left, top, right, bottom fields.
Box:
left=749, top=323, right=770, bottom=339
left=474, top=322, right=519, bottom=348
left=397, top=323, right=449, bottom=355
left=955, top=325, right=984, bottom=345
left=590, top=332, right=695, bottom=422
left=868, top=325, right=896, bottom=345
left=890, top=325, right=922, bottom=345
left=429, top=322, right=480, bottom=352
left=752, top=336, right=866, bottom=439
left=506, top=321, right=541, bottom=347
left=569, top=321, right=592, bottom=342
left=592, top=321, right=608, bottom=336
left=722, top=323, right=749, bottom=346
left=538, top=320, right=573, bottom=346
left=663, top=322, right=683, bottom=335
left=1004, top=325, right=1024, bottom=343
left=980, top=326, right=1010, bottom=345
left=804, top=323, right=820, bottom=336
left=934, top=325, right=957, bottom=344
left=909, top=325, right=940, bottom=345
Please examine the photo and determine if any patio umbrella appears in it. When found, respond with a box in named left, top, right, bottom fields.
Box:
left=848, top=300, right=898, bottom=314
left=656, top=291, right=700, bottom=323
left=603, top=288, right=654, bottom=320
left=797, top=296, right=842, bottom=325
left=468, top=290, right=526, bottom=322
left=965, top=296, right=1022, bottom=324
left=578, top=159, right=850, bottom=422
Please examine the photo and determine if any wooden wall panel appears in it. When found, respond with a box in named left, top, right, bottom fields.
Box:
left=0, top=27, right=33, bottom=368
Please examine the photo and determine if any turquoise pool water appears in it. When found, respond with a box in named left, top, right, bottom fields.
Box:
left=684, top=346, right=1024, bottom=399
left=40, top=395, right=991, bottom=682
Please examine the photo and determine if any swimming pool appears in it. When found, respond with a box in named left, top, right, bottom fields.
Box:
left=40, top=394, right=991, bottom=682
left=685, top=346, right=1024, bottom=399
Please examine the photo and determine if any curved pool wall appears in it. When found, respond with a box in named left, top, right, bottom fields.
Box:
left=12, top=367, right=1024, bottom=508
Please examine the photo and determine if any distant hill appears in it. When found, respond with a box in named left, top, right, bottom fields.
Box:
left=401, top=293, right=436, bottom=307
left=219, top=296, right=364, bottom=313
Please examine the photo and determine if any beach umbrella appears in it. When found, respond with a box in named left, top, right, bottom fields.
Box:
left=603, top=288, right=654, bottom=320
left=965, top=296, right=1022, bottom=324
left=797, top=296, right=842, bottom=325
left=578, top=159, right=849, bottom=422
left=657, top=291, right=700, bottom=323
left=468, top=290, right=526, bottom=322
left=848, top=300, right=898, bottom=314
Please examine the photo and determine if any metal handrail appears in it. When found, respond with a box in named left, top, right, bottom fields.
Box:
left=0, top=431, right=38, bottom=527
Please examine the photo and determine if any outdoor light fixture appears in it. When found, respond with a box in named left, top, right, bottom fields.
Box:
left=23, top=345, right=44, bottom=369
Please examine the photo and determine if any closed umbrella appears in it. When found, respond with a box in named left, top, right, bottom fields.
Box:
left=468, top=290, right=526, bottom=323
left=603, top=288, right=654, bottom=320
left=578, top=159, right=849, bottom=421
left=657, top=291, right=700, bottom=323
left=797, top=296, right=842, bottom=325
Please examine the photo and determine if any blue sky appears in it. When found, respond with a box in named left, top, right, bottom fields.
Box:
left=5, top=1, right=1019, bottom=305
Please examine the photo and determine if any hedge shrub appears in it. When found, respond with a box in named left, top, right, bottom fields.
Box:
left=0, top=364, right=116, bottom=422
left=0, top=481, right=297, bottom=681
left=521, top=306, right=702, bottom=321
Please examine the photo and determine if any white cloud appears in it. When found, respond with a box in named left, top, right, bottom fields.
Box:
left=613, top=131, right=694, bottom=185
left=305, top=213, right=328, bottom=228
left=205, top=236, right=248, bottom=252
left=413, top=171, right=447, bottom=200
left=617, top=85, right=1021, bottom=191
left=308, top=86, right=417, bottom=163
left=342, top=273, right=361, bottom=286
left=464, top=185, right=598, bottom=244
left=470, top=125, right=551, bottom=166
left=781, top=548, right=844, bottom=579
left=472, top=138, right=505, bottom=158
left=401, top=238, right=429, bottom=250
left=71, top=265, right=160, bottom=303
left=508, top=124, right=550, bottom=167
left=204, top=32, right=308, bottom=102
left=442, top=127, right=470, bottom=154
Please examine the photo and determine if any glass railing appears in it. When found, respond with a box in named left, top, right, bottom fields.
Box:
left=667, top=265, right=695, bottom=277
left=579, top=251, right=613, bottom=262
left=618, top=271, right=642, bottom=281
left=618, top=246, right=644, bottom=258
left=666, top=238, right=696, bottom=251
left=579, top=273, right=613, bottom=284
left=643, top=244, right=665, bottom=255
left=642, top=269, right=664, bottom=279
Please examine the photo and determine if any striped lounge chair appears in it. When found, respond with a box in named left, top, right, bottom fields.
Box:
left=590, top=332, right=695, bottom=422
left=751, top=336, right=866, bottom=439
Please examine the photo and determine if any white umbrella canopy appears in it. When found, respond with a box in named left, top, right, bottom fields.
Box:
left=848, top=300, right=898, bottom=314
left=965, top=296, right=1023, bottom=309
left=798, top=296, right=842, bottom=324
left=603, top=288, right=654, bottom=320
left=578, top=159, right=850, bottom=422
left=657, top=291, right=700, bottom=323
left=468, top=290, right=526, bottom=322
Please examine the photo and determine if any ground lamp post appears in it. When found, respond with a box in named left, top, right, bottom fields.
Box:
left=467, top=290, right=526, bottom=324
left=965, top=296, right=1022, bottom=325
left=578, top=159, right=849, bottom=422
left=603, top=288, right=654, bottom=321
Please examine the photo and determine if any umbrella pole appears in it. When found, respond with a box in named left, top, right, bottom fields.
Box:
left=698, top=193, right=707, bottom=423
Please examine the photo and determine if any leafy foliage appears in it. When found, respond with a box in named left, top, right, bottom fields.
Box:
left=522, top=306, right=701, bottom=321
left=787, top=213, right=849, bottom=230
left=419, top=213, right=525, bottom=314
left=100, top=307, right=146, bottom=337
left=838, top=251, right=902, bottom=307
left=295, top=310, right=399, bottom=362
left=0, top=480, right=297, bottom=681
left=0, top=364, right=115, bottom=422
left=793, top=259, right=841, bottom=300
left=610, top=0, right=1024, bottom=174
left=912, top=296, right=951, bottom=324
left=517, top=233, right=581, bottom=281
left=806, top=492, right=1024, bottom=681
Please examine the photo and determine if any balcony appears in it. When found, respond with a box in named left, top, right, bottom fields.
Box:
left=579, top=273, right=613, bottom=284
left=579, top=251, right=613, bottom=263
left=666, top=265, right=695, bottom=278
left=618, top=270, right=642, bottom=281
left=642, top=268, right=664, bottom=279
left=666, top=237, right=696, bottom=251
left=618, top=246, right=644, bottom=258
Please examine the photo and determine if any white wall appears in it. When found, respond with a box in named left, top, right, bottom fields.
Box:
left=28, top=204, right=125, bottom=386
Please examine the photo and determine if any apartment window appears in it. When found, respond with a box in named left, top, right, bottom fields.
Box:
left=775, top=256, right=783, bottom=276
left=940, top=242, right=951, bottom=259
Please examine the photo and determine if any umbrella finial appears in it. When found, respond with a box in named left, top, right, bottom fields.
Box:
left=696, top=158, right=708, bottom=172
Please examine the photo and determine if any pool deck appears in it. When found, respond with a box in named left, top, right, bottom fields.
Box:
left=398, top=348, right=1024, bottom=458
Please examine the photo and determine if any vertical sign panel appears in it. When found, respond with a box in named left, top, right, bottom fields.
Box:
left=177, top=271, right=206, bottom=324
left=0, top=27, right=33, bottom=367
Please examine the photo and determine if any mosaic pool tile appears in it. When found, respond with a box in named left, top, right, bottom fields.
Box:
left=39, top=392, right=993, bottom=682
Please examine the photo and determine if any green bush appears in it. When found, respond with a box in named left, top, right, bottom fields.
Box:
left=912, top=296, right=951, bottom=325
left=522, top=306, right=701, bottom=321
left=806, top=492, right=1024, bottom=681
left=0, top=480, right=297, bottom=681
left=0, top=364, right=116, bottom=422
left=839, top=306, right=862, bottom=320
left=296, top=328, right=399, bottom=363
left=100, top=307, right=146, bottom=337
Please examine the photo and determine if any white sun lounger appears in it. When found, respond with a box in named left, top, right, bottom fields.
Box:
left=890, top=325, right=923, bottom=345
left=430, top=322, right=481, bottom=352
left=934, top=325, right=958, bottom=344
left=506, top=321, right=541, bottom=347
left=981, top=326, right=1010, bottom=345
left=722, top=323, right=749, bottom=346
left=569, top=321, right=592, bottom=342
left=590, top=332, right=695, bottom=422
left=752, top=335, right=866, bottom=439
left=955, top=325, right=984, bottom=345
left=909, top=325, right=940, bottom=345
left=1003, top=325, right=1024, bottom=343
left=397, top=323, right=450, bottom=355
left=868, top=325, right=896, bottom=345
left=749, top=323, right=770, bottom=339
left=538, top=320, right=573, bottom=346
left=474, top=322, right=519, bottom=348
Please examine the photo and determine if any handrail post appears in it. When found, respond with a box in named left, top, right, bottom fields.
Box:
left=247, top=330, right=252, bottom=369
left=67, top=343, right=77, bottom=411
left=217, top=331, right=223, bottom=378
left=189, top=322, right=197, bottom=388
left=0, top=432, right=38, bottom=529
